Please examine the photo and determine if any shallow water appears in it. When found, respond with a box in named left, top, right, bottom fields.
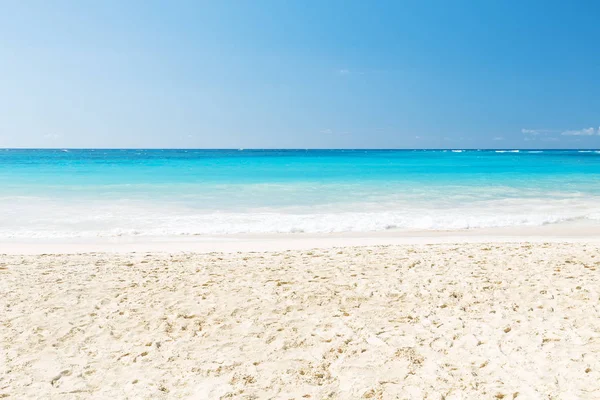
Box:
left=1, top=149, right=600, bottom=238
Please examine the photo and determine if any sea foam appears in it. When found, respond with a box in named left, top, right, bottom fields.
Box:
left=1, top=196, right=599, bottom=238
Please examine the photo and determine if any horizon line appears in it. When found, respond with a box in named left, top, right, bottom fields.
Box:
left=2, top=147, right=600, bottom=151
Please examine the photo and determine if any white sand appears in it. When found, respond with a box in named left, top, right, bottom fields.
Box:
left=2, top=242, right=600, bottom=399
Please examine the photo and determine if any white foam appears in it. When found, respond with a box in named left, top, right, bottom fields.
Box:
left=1, top=196, right=599, bottom=239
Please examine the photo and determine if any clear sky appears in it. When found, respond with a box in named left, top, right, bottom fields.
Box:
left=1, top=0, right=599, bottom=149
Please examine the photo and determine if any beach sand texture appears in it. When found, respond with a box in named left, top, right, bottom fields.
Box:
left=1, top=243, right=600, bottom=399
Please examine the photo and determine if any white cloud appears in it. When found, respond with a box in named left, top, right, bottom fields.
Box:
left=319, top=128, right=349, bottom=137
left=561, top=127, right=596, bottom=136
left=521, top=128, right=553, bottom=135
left=493, top=136, right=504, bottom=141
left=523, top=126, right=599, bottom=138
left=43, top=133, right=61, bottom=140
left=337, top=68, right=368, bottom=76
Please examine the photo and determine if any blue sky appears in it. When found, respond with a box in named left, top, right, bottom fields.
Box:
left=1, top=0, right=599, bottom=149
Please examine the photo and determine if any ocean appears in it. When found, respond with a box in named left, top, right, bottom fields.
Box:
left=2, top=149, right=600, bottom=239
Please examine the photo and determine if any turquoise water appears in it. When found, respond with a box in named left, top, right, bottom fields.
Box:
left=2, top=149, right=600, bottom=238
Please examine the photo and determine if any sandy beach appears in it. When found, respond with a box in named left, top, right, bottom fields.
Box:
left=1, top=242, right=599, bottom=399
left=4, top=0, right=600, bottom=398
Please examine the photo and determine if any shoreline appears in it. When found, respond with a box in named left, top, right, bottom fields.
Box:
left=2, top=222, right=600, bottom=254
